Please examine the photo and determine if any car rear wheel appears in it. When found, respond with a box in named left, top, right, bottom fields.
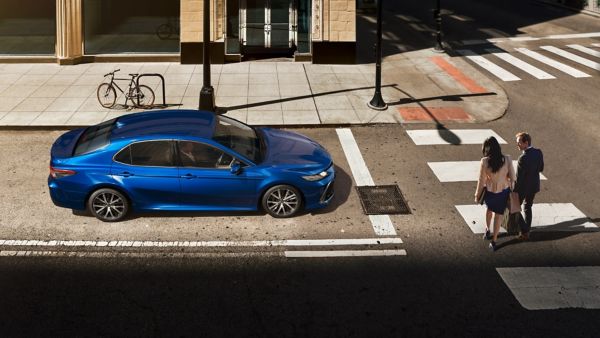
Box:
left=262, top=185, right=301, bottom=218
left=88, top=188, right=129, bottom=222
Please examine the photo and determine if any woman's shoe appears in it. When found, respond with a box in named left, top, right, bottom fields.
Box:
left=488, top=241, right=497, bottom=252
left=483, top=229, right=491, bottom=240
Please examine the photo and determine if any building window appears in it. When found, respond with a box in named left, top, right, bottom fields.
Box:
left=83, top=0, right=180, bottom=54
left=297, top=0, right=311, bottom=53
left=0, top=0, right=56, bottom=55
left=226, top=0, right=241, bottom=54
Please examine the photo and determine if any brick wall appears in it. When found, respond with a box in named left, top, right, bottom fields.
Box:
left=328, top=0, right=355, bottom=41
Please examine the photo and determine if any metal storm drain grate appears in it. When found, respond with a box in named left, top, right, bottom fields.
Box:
left=356, top=185, right=411, bottom=215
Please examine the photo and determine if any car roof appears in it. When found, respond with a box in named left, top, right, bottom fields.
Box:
left=110, top=109, right=216, bottom=141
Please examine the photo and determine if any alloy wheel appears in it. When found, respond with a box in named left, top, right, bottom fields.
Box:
left=265, top=187, right=300, bottom=217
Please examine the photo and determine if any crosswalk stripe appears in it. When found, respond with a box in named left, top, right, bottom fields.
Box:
left=284, top=249, right=407, bottom=258
left=566, top=44, right=600, bottom=58
left=336, top=128, right=397, bottom=236
left=406, top=129, right=506, bottom=145
left=427, top=161, right=547, bottom=182
left=592, top=43, right=600, bottom=48
left=455, top=203, right=598, bottom=234
left=540, top=45, right=600, bottom=71
left=497, top=267, right=600, bottom=310
left=456, top=49, right=521, bottom=81
left=547, top=32, right=600, bottom=39
left=486, top=49, right=555, bottom=79
left=515, top=48, right=591, bottom=78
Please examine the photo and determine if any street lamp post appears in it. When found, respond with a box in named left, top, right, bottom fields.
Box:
left=367, top=0, right=387, bottom=110
left=433, top=0, right=444, bottom=52
left=199, top=0, right=216, bottom=111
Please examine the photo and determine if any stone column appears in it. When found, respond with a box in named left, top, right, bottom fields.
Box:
left=56, top=0, right=83, bottom=65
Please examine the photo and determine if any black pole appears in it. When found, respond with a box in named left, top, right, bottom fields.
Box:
left=199, top=0, right=215, bottom=111
left=433, top=0, right=444, bottom=52
left=367, top=0, right=387, bottom=110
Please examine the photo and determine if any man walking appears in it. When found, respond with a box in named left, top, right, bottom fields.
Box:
left=514, top=132, right=544, bottom=240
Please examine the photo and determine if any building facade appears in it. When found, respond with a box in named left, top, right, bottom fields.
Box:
left=0, top=0, right=356, bottom=65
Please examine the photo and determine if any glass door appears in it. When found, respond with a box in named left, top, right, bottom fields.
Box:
left=244, top=0, right=267, bottom=48
left=241, top=0, right=295, bottom=51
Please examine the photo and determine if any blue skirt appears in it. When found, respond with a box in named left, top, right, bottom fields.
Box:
left=485, top=188, right=510, bottom=214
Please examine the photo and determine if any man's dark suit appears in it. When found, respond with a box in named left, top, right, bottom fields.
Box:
left=514, top=147, right=544, bottom=234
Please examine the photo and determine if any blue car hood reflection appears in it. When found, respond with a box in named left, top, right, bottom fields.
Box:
left=260, top=128, right=332, bottom=169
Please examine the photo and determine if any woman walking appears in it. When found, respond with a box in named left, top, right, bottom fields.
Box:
left=474, top=136, right=516, bottom=251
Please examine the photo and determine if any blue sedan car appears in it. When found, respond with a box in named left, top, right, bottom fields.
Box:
left=48, top=110, right=335, bottom=222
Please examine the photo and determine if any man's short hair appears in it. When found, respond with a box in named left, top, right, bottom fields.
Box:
left=516, top=132, right=531, bottom=145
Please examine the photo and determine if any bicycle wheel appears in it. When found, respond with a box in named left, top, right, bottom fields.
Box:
left=97, top=83, right=117, bottom=108
left=156, top=24, right=172, bottom=40
left=133, top=85, right=155, bottom=108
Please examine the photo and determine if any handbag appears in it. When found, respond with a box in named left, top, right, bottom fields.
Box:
left=477, top=187, right=487, bottom=205
left=508, top=191, right=521, bottom=214
left=502, top=211, right=523, bottom=235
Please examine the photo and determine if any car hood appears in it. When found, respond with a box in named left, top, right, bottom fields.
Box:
left=259, top=128, right=332, bottom=169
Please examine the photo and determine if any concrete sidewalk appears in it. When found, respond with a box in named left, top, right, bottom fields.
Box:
left=0, top=49, right=507, bottom=128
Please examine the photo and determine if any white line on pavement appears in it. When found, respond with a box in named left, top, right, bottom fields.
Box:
left=336, top=128, right=397, bottom=236
left=406, top=129, right=507, bottom=145
left=461, top=32, right=600, bottom=45
left=546, top=32, right=600, bottom=39
left=515, top=48, right=591, bottom=78
left=455, top=203, right=598, bottom=234
left=284, top=249, right=407, bottom=258
left=566, top=44, right=600, bottom=58
left=486, top=49, right=556, bottom=79
left=497, top=267, right=600, bottom=310
left=0, top=237, right=403, bottom=248
left=540, top=45, right=600, bottom=71
left=0, top=250, right=280, bottom=258
left=456, top=49, right=521, bottom=81
left=427, top=161, right=547, bottom=182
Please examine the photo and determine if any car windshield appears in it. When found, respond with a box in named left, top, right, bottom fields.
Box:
left=212, top=116, right=262, bottom=163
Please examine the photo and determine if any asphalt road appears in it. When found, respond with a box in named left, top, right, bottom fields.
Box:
left=2, top=1, right=600, bottom=336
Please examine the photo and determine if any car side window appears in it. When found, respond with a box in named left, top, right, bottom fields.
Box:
left=178, top=141, right=233, bottom=169
left=130, top=141, right=175, bottom=167
left=114, top=146, right=132, bottom=165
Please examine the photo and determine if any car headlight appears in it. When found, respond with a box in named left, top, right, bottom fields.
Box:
left=302, top=171, right=328, bottom=181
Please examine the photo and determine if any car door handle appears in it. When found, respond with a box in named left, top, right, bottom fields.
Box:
left=118, top=171, right=134, bottom=177
left=181, top=173, right=196, bottom=179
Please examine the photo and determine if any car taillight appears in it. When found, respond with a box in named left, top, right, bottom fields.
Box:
left=50, top=166, right=76, bottom=179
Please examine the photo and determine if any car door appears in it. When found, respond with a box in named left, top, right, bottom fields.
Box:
left=110, top=140, right=181, bottom=210
left=176, top=140, right=259, bottom=210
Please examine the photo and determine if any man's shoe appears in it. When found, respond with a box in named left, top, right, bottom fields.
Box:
left=483, top=229, right=491, bottom=240
left=517, top=233, right=530, bottom=241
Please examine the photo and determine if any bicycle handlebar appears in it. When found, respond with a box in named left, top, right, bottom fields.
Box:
left=103, top=69, right=121, bottom=77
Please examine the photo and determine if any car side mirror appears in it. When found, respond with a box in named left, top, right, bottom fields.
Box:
left=230, top=161, right=242, bottom=175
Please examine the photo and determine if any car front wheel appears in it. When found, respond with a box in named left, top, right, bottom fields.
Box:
left=262, top=185, right=302, bottom=218
left=88, top=188, right=129, bottom=222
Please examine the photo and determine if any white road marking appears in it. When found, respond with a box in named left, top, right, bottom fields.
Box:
left=515, top=48, right=591, bottom=78
left=456, top=49, right=521, bottom=81
left=336, top=128, right=397, bottom=236
left=0, top=250, right=280, bottom=258
left=284, top=249, right=407, bottom=258
left=547, top=32, right=600, bottom=39
left=486, top=49, right=556, bottom=79
left=497, top=267, right=600, bottom=310
left=0, top=237, right=403, bottom=248
left=427, top=161, right=547, bottom=182
left=540, top=45, right=600, bottom=71
left=592, top=43, right=600, bottom=47
left=448, top=14, right=473, bottom=22
left=406, top=129, right=506, bottom=145
left=455, top=203, right=598, bottom=234
left=508, top=36, right=540, bottom=42
left=566, top=44, right=600, bottom=58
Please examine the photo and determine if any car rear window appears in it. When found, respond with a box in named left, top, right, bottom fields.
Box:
left=73, top=119, right=116, bottom=156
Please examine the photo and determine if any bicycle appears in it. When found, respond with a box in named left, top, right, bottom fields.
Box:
left=97, top=69, right=155, bottom=109
left=156, top=17, right=180, bottom=40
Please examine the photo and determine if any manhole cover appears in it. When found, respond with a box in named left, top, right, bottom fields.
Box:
left=356, top=185, right=411, bottom=215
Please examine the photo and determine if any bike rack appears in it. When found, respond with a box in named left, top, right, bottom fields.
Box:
left=136, top=74, right=166, bottom=108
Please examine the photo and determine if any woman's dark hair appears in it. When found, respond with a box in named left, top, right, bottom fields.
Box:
left=482, top=136, right=505, bottom=173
